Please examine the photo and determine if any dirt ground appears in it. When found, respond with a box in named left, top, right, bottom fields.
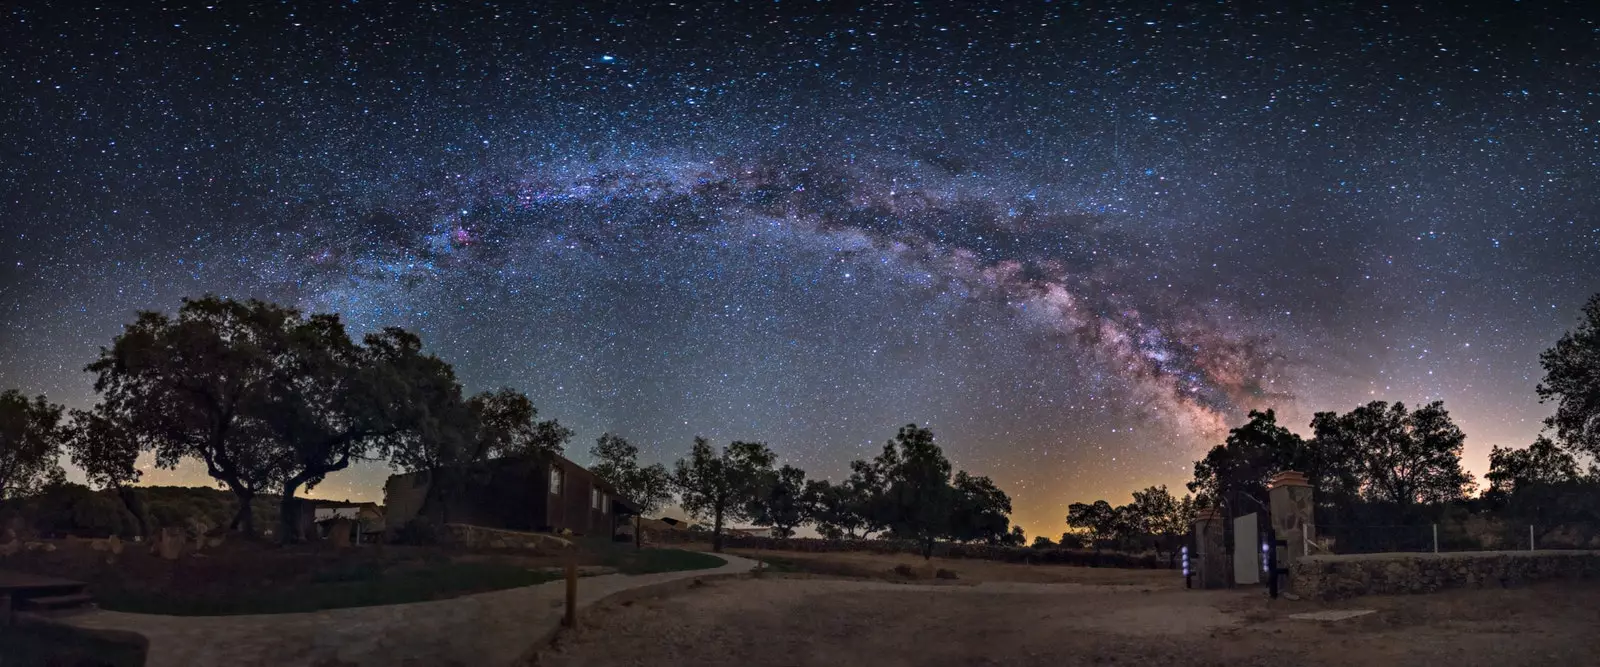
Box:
left=541, top=573, right=1600, bottom=667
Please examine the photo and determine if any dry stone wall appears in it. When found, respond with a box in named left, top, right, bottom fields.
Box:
left=1290, top=550, right=1600, bottom=600
left=440, top=523, right=571, bottom=553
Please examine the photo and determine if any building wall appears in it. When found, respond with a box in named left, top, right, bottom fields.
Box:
left=384, top=456, right=617, bottom=537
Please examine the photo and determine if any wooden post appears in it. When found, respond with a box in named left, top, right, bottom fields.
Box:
left=563, top=546, right=578, bottom=628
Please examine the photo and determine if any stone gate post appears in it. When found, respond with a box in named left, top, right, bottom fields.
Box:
left=1268, top=470, right=1315, bottom=583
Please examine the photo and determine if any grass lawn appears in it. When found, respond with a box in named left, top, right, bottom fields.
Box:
left=0, top=623, right=147, bottom=667
left=95, top=561, right=561, bottom=616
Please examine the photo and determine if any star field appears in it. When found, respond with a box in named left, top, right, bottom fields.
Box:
left=2, top=2, right=1597, bottom=534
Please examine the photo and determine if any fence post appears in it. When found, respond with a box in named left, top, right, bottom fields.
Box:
left=563, top=546, right=578, bottom=627
left=1432, top=524, right=1438, bottom=553
left=1529, top=525, right=1535, bottom=551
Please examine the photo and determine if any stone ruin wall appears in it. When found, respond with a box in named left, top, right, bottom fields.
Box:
left=1290, top=550, right=1600, bottom=600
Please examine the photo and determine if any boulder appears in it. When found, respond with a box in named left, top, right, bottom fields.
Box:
left=328, top=518, right=354, bottom=548
left=152, top=527, right=186, bottom=560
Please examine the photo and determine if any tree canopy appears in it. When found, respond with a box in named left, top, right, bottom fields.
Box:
left=748, top=464, right=811, bottom=538
left=672, top=438, right=776, bottom=552
left=85, top=296, right=293, bottom=535
left=0, top=390, right=66, bottom=501
left=1188, top=409, right=1304, bottom=515
left=872, top=424, right=956, bottom=558
left=1487, top=436, right=1581, bottom=495
left=65, top=405, right=150, bottom=536
left=948, top=471, right=1014, bottom=545
left=1538, top=293, right=1600, bottom=459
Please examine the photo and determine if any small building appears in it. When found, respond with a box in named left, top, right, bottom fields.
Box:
left=312, top=501, right=385, bottom=544
left=383, top=454, right=637, bottom=537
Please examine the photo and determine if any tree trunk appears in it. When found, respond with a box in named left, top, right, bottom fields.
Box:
left=113, top=485, right=150, bottom=538
left=922, top=536, right=934, bottom=560
left=416, top=466, right=454, bottom=526
left=279, top=477, right=309, bottom=544
left=712, top=504, right=725, bottom=553
left=635, top=514, right=643, bottom=550
left=229, top=490, right=257, bottom=537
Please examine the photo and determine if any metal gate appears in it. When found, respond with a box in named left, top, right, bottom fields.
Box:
left=1232, top=512, right=1260, bottom=585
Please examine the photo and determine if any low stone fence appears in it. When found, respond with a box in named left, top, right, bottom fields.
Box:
left=440, top=524, right=571, bottom=553
left=1290, top=550, right=1600, bottom=600
left=648, top=531, right=1171, bottom=569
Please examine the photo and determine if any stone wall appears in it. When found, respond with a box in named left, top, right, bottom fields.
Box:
left=649, top=531, right=1172, bottom=569
left=439, top=523, right=571, bottom=553
left=1290, top=550, right=1600, bottom=600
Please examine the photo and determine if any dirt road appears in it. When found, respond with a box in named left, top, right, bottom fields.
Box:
left=541, top=575, right=1600, bottom=666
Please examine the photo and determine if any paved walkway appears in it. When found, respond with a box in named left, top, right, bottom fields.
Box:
left=61, top=552, right=756, bottom=667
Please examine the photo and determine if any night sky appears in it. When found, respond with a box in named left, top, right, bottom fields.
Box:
left=2, top=2, right=1597, bottom=535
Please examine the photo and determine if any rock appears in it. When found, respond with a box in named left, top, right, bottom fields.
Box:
left=153, top=527, right=186, bottom=560
left=328, top=518, right=354, bottom=548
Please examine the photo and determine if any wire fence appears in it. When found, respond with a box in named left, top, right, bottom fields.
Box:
left=1312, top=521, right=1600, bottom=554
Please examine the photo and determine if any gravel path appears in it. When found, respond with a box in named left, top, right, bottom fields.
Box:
left=59, top=552, right=755, bottom=667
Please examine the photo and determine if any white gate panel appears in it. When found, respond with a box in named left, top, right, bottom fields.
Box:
left=1233, top=513, right=1260, bottom=585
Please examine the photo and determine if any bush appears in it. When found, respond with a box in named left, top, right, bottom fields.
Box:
left=392, top=517, right=440, bottom=545
left=71, top=495, right=128, bottom=538
left=935, top=568, right=959, bottom=579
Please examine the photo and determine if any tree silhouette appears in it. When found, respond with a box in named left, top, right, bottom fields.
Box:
left=589, top=433, right=672, bottom=548
left=1343, top=401, right=1474, bottom=506
left=672, top=438, right=775, bottom=552
left=1188, top=409, right=1305, bottom=516
left=86, top=296, right=295, bottom=536
left=469, top=388, right=572, bottom=459
left=1004, top=524, right=1026, bottom=547
left=804, top=479, right=869, bottom=539
left=1126, top=485, right=1193, bottom=563
left=65, top=405, right=150, bottom=536
left=1487, top=436, right=1580, bottom=496
left=0, top=390, right=66, bottom=501
left=948, top=471, right=1013, bottom=544
left=874, top=424, right=955, bottom=559
left=1538, top=293, right=1600, bottom=459
left=748, top=464, right=810, bottom=538
left=373, top=334, right=479, bottom=527
left=1066, top=500, right=1124, bottom=551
